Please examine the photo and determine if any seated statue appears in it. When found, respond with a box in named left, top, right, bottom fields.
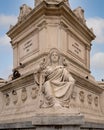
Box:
left=34, top=48, right=75, bottom=108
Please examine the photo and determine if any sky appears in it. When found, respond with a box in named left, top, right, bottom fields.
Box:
left=0, top=0, right=104, bottom=81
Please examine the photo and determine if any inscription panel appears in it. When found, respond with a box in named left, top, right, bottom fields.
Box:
left=68, top=34, right=86, bottom=62
left=23, top=40, right=33, bottom=54
left=19, top=31, right=39, bottom=61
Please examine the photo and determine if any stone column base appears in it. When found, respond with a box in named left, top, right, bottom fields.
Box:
left=0, top=115, right=104, bottom=130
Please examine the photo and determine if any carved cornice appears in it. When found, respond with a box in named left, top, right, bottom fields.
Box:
left=7, top=1, right=95, bottom=42
left=72, top=72, right=103, bottom=94
left=0, top=72, right=34, bottom=93
left=98, top=82, right=104, bottom=89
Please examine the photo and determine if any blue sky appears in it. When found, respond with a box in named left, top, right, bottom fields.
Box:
left=0, top=0, right=104, bottom=81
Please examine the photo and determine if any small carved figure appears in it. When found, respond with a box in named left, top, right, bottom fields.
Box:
left=12, top=69, right=21, bottom=80
left=79, top=91, right=85, bottom=102
left=12, top=90, right=18, bottom=104
left=18, top=4, right=32, bottom=22
left=5, top=93, right=10, bottom=106
left=73, top=7, right=86, bottom=25
left=21, top=87, right=27, bottom=102
left=34, top=48, right=75, bottom=108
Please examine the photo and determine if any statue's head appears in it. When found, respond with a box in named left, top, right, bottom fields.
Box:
left=49, top=48, right=60, bottom=64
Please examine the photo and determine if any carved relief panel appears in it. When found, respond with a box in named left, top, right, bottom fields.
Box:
left=79, top=91, right=85, bottom=103
left=94, top=97, right=99, bottom=107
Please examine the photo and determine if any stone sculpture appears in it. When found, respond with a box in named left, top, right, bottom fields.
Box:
left=73, top=7, right=86, bottom=25
left=34, top=48, right=75, bottom=108
left=18, top=4, right=32, bottom=22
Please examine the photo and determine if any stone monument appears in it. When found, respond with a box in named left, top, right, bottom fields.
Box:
left=0, top=0, right=104, bottom=129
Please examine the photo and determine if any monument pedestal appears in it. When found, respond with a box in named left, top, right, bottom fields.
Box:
left=0, top=0, right=104, bottom=130
left=32, top=115, right=83, bottom=130
left=0, top=114, right=104, bottom=130
left=0, top=114, right=84, bottom=130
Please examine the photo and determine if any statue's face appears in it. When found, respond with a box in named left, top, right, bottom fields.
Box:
left=50, top=52, right=59, bottom=63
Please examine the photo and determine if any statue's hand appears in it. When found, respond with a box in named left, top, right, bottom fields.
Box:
left=39, top=58, right=46, bottom=71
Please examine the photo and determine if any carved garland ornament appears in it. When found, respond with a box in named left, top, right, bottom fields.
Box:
left=12, top=90, right=18, bottom=104
left=31, top=85, right=39, bottom=99
left=79, top=91, right=85, bottom=102
left=5, top=93, right=10, bottom=106
left=87, top=94, right=92, bottom=105
left=21, top=87, right=27, bottom=102
left=94, top=97, right=99, bottom=107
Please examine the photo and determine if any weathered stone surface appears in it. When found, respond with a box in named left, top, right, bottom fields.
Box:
left=0, top=0, right=104, bottom=130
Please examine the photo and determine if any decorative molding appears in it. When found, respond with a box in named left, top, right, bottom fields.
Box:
left=35, top=0, right=70, bottom=7
left=31, top=85, right=39, bottom=99
left=73, top=7, right=86, bottom=25
left=7, top=2, right=95, bottom=42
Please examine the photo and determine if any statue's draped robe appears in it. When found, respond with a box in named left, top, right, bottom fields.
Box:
left=41, top=65, right=75, bottom=107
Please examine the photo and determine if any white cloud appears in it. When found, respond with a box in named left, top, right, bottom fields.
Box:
left=0, top=14, right=17, bottom=29
left=0, top=35, right=10, bottom=45
left=91, top=52, right=104, bottom=70
left=87, top=17, right=104, bottom=44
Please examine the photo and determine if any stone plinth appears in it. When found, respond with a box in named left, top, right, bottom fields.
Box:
left=0, top=114, right=84, bottom=130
